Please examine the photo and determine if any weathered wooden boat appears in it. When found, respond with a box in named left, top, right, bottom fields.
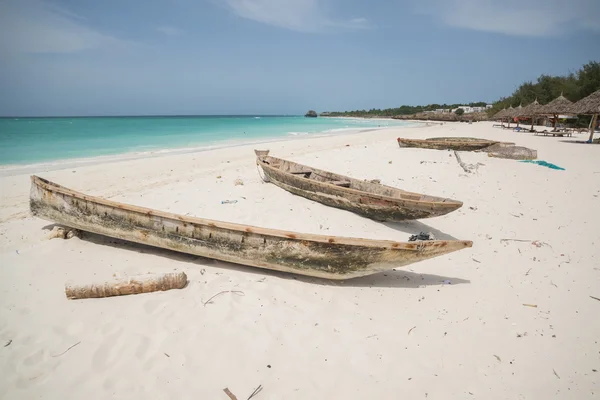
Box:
left=30, top=176, right=472, bottom=280
left=397, top=137, right=514, bottom=151
left=255, top=150, right=463, bottom=221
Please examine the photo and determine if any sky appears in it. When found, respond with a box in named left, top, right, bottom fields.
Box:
left=0, top=0, right=599, bottom=116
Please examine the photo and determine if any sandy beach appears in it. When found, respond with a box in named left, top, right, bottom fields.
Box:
left=0, top=122, right=599, bottom=399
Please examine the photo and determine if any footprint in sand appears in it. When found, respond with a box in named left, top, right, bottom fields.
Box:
left=143, top=298, right=168, bottom=315
left=22, top=348, right=46, bottom=367
left=91, top=327, right=125, bottom=372
left=134, top=335, right=151, bottom=361
left=52, top=320, right=86, bottom=338
left=102, top=374, right=136, bottom=394
left=18, top=307, right=31, bottom=316
left=13, top=346, right=60, bottom=389
left=100, top=321, right=121, bottom=335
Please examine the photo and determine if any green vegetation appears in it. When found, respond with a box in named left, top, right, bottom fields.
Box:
left=324, top=102, right=487, bottom=117
left=488, top=61, right=600, bottom=115
left=323, top=61, right=599, bottom=121
left=455, top=108, right=465, bottom=116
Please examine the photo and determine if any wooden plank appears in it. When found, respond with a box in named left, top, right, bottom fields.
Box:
left=329, top=180, right=351, bottom=187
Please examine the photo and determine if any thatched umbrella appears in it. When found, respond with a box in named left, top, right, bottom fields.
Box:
left=570, top=89, right=600, bottom=142
left=537, top=94, right=574, bottom=131
left=493, top=108, right=507, bottom=121
left=509, top=104, right=523, bottom=127
left=505, top=105, right=514, bottom=127
left=515, top=99, right=545, bottom=131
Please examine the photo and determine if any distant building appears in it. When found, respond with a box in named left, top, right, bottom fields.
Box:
left=451, top=105, right=492, bottom=114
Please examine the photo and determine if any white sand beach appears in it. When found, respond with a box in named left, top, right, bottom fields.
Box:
left=0, top=122, right=599, bottom=399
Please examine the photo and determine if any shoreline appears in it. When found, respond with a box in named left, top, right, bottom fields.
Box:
left=0, top=123, right=421, bottom=177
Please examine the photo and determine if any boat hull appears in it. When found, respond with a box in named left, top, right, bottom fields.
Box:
left=30, top=176, right=472, bottom=280
left=256, top=153, right=462, bottom=221
left=397, top=138, right=513, bottom=151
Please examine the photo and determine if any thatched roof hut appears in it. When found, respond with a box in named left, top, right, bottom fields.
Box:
left=515, top=99, right=544, bottom=118
left=570, top=89, right=600, bottom=115
left=507, top=104, right=522, bottom=119
left=514, top=100, right=545, bottom=130
left=493, top=108, right=507, bottom=120
left=537, top=94, right=574, bottom=115
left=570, top=90, right=600, bottom=142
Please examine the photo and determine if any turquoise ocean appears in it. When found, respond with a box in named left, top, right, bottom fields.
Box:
left=0, top=116, right=410, bottom=166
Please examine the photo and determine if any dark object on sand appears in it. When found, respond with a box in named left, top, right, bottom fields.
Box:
left=409, top=232, right=435, bottom=241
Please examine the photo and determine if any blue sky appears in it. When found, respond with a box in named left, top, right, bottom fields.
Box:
left=0, top=0, right=598, bottom=116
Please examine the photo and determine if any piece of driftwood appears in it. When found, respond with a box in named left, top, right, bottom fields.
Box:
left=223, top=388, right=238, bottom=400
left=453, top=151, right=482, bottom=174
left=65, top=272, right=188, bottom=300
left=30, top=176, right=472, bottom=280
left=48, top=226, right=81, bottom=240
left=255, top=150, right=463, bottom=221
left=522, top=303, right=538, bottom=308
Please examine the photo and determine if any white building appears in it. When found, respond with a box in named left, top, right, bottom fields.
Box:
left=451, top=105, right=492, bottom=114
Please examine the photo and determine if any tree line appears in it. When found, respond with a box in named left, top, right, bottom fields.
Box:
left=323, top=61, right=599, bottom=120
left=323, top=102, right=487, bottom=117
left=488, top=61, right=599, bottom=115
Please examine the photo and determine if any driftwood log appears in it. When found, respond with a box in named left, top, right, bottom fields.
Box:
left=65, top=272, right=188, bottom=300
left=48, top=226, right=81, bottom=240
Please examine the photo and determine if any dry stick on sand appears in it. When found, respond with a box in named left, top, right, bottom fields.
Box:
left=590, top=296, right=600, bottom=302
left=65, top=272, right=188, bottom=300
left=247, top=385, right=263, bottom=400
left=203, top=290, right=245, bottom=306
left=52, top=341, right=81, bottom=357
left=501, top=239, right=533, bottom=243
left=500, top=238, right=551, bottom=248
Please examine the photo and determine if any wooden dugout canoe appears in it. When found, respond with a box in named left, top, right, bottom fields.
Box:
left=397, top=137, right=514, bottom=151
left=255, top=150, right=463, bottom=221
left=30, top=176, right=472, bottom=280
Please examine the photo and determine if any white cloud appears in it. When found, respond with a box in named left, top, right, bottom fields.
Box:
left=156, top=26, right=184, bottom=36
left=415, top=0, right=600, bottom=36
left=0, top=0, right=132, bottom=54
left=223, top=0, right=368, bottom=32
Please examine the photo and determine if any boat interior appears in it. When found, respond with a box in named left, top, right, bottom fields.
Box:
left=259, top=156, right=455, bottom=204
